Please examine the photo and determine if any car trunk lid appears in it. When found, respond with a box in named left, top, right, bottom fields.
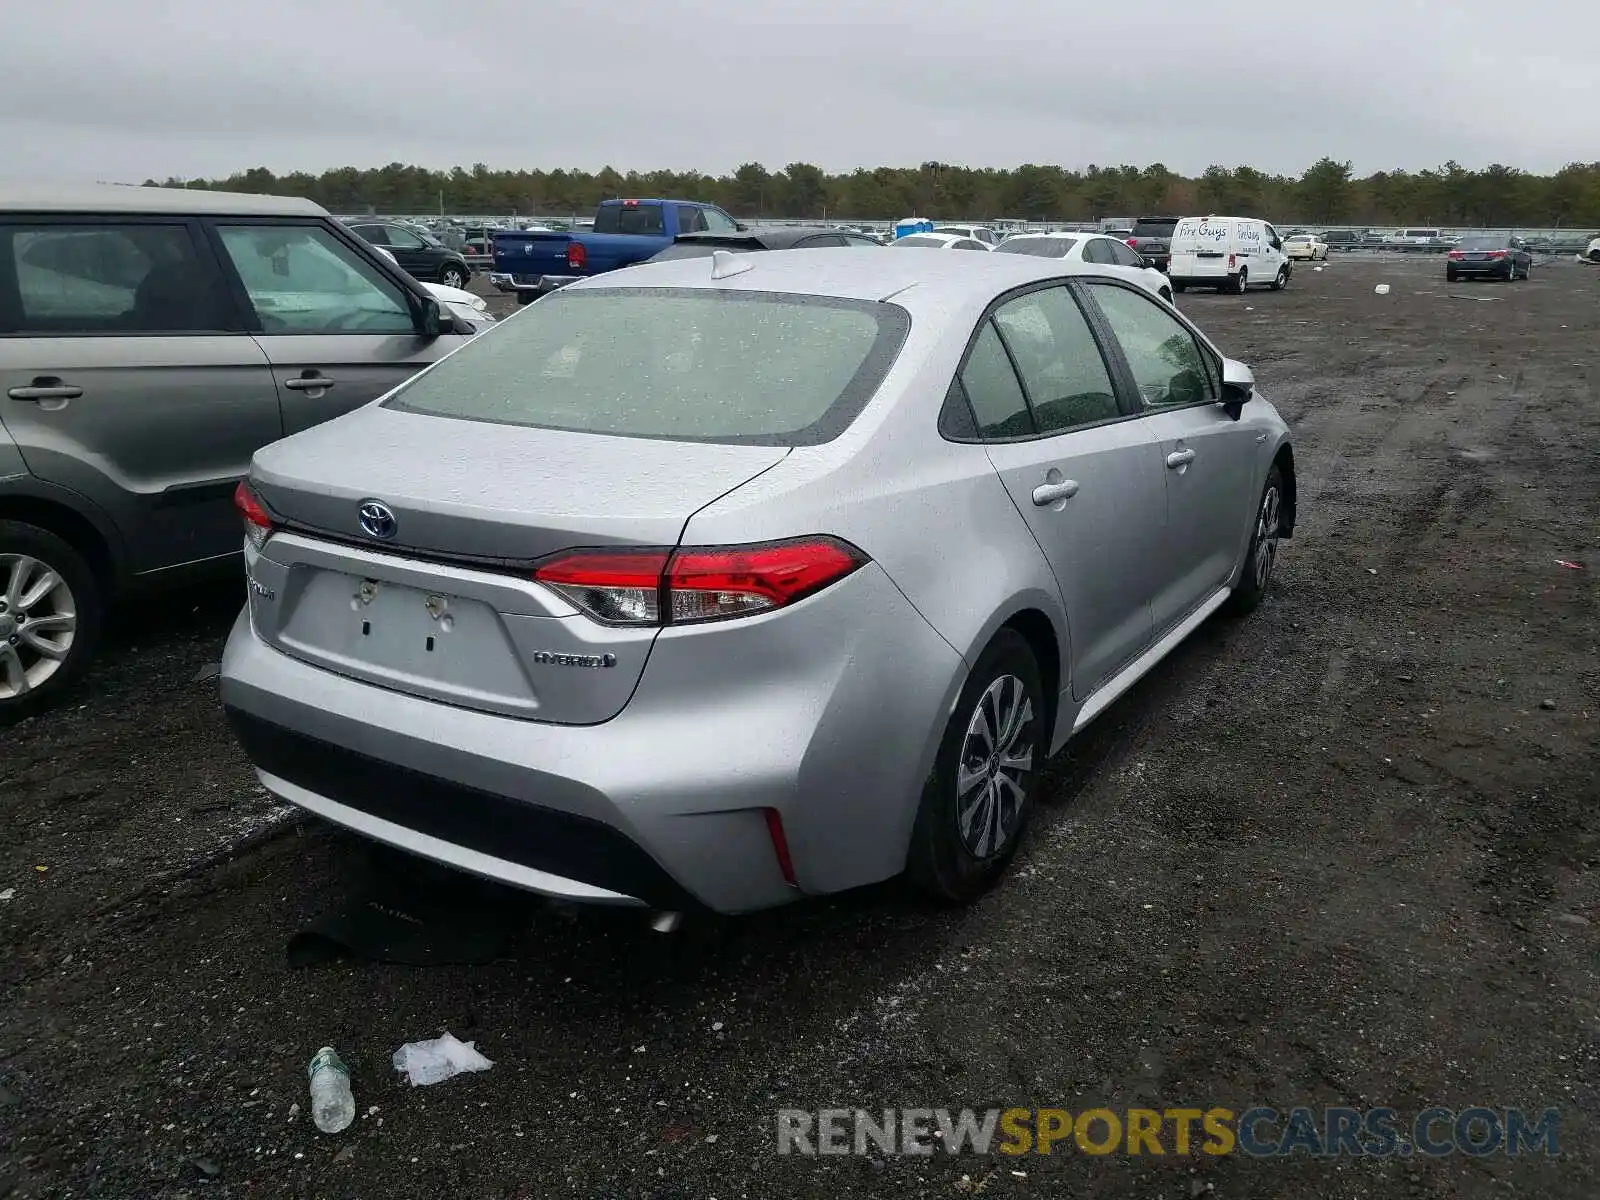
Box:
left=246, top=407, right=788, bottom=723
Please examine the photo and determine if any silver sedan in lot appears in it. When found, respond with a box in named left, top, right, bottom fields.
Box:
left=221, top=249, right=1296, bottom=914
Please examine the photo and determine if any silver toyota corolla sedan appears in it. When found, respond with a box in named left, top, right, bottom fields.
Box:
left=222, top=248, right=1296, bottom=914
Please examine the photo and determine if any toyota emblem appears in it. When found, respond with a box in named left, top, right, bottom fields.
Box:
left=357, top=500, right=398, bottom=540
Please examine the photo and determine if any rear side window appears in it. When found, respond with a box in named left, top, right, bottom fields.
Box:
left=0, top=222, right=233, bottom=335
left=995, top=237, right=1077, bottom=258
left=677, top=208, right=709, bottom=235
left=959, top=322, right=1033, bottom=438
left=593, top=205, right=666, bottom=236
left=384, top=288, right=909, bottom=447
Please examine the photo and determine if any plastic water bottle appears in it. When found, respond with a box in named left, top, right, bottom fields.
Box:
left=307, top=1046, right=355, bottom=1133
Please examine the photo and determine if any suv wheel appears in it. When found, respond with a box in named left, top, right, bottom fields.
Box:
left=439, top=264, right=468, bottom=289
left=0, top=521, right=102, bottom=723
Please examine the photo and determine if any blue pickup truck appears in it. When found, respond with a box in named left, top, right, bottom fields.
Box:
left=490, top=198, right=743, bottom=303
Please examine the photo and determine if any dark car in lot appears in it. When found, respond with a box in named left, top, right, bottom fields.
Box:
left=645, top=226, right=883, bottom=262
left=1320, top=229, right=1362, bottom=251
left=346, top=220, right=473, bottom=289
left=1446, top=235, right=1534, bottom=282
left=1126, top=216, right=1179, bottom=271
left=1126, top=217, right=1177, bottom=273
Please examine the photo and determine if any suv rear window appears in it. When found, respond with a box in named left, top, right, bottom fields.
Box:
left=1130, top=218, right=1179, bottom=236
left=384, top=287, right=910, bottom=446
left=592, top=205, right=666, bottom=236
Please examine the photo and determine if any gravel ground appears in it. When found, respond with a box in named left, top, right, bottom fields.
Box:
left=3, top=255, right=1597, bottom=1199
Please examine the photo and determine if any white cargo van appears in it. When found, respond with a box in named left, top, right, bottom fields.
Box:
left=1168, top=216, right=1291, bottom=294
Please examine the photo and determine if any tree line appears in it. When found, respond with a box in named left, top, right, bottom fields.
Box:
left=146, top=158, right=1600, bottom=228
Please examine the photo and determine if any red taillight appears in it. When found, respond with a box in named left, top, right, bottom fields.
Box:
left=531, top=537, right=868, bottom=627
left=1126, top=238, right=1138, bottom=248
left=1227, top=253, right=1236, bottom=269
left=566, top=241, right=587, bottom=271
left=764, top=808, right=798, bottom=887
left=1447, top=250, right=1464, bottom=260
left=234, top=481, right=273, bottom=549
left=622, top=199, right=639, bottom=207
left=1486, top=250, right=1507, bottom=259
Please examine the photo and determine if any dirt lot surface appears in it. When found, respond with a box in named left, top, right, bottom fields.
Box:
left=3, top=255, right=1597, bottom=1198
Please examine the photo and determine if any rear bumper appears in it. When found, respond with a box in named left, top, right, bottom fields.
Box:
left=1447, top=261, right=1515, bottom=276
left=488, top=272, right=580, bottom=297
left=219, top=563, right=966, bottom=914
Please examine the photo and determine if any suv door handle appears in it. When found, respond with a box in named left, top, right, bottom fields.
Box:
left=9, top=381, right=84, bottom=402
left=1031, top=480, right=1080, bottom=506
left=1166, top=449, right=1196, bottom=468
left=283, top=373, right=335, bottom=392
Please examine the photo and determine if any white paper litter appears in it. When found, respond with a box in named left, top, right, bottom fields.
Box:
left=1374, top=284, right=1391, bottom=295
left=392, top=1032, right=494, bottom=1087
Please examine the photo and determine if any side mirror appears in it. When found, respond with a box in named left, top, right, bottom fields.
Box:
left=1219, top=358, right=1254, bottom=419
left=419, top=296, right=457, bottom=338
left=733, top=221, right=749, bottom=232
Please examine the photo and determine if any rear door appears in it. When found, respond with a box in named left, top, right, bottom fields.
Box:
left=1080, top=280, right=1263, bottom=633
left=206, top=218, right=467, bottom=437
left=0, top=215, right=283, bottom=573
left=964, top=284, right=1165, bottom=698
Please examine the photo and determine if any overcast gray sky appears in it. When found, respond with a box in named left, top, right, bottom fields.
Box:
left=3, top=0, right=1594, bottom=182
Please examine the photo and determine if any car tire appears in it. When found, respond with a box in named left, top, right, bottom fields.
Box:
left=1271, top=266, right=1289, bottom=290
left=516, top=291, right=538, bottom=306
left=1446, top=268, right=1459, bottom=282
left=1233, top=269, right=1248, bottom=294
left=439, top=263, right=468, bottom=289
left=907, top=629, right=1045, bottom=904
left=1173, top=281, right=1188, bottom=294
left=1225, top=464, right=1285, bottom=617
left=0, top=520, right=103, bottom=725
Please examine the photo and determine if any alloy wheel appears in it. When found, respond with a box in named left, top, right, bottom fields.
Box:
left=0, top=554, right=77, bottom=700
left=1254, top=486, right=1282, bottom=590
left=955, top=674, right=1036, bottom=858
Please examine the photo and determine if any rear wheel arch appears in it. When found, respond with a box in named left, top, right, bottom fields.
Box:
left=0, top=495, right=119, bottom=593
left=1001, top=608, right=1061, bottom=731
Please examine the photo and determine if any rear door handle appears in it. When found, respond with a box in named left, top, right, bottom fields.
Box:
left=1166, top=449, right=1196, bottom=469
left=283, top=373, right=335, bottom=392
left=1031, top=480, right=1080, bottom=506
left=9, top=383, right=84, bottom=402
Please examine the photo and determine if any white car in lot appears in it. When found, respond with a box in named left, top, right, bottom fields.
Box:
left=1583, top=236, right=1600, bottom=265
left=1284, top=234, right=1329, bottom=261
left=1167, top=216, right=1292, bottom=295
left=934, top=225, right=1002, bottom=248
left=993, top=232, right=1174, bottom=302
left=890, top=232, right=992, bottom=251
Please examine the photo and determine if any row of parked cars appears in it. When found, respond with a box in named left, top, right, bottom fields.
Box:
left=2, top=182, right=1297, bottom=919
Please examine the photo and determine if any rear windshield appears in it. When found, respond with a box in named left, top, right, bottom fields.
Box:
left=994, top=237, right=1077, bottom=257
left=1458, top=235, right=1505, bottom=250
left=648, top=240, right=756, bottom=261
left=893, top=235, right=945, bottom=247
left=1130, top=218, right=1178, bottom=236
left=384, top=288, right=910, bottom=446
left=593, top=205, right=666, bottom=236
